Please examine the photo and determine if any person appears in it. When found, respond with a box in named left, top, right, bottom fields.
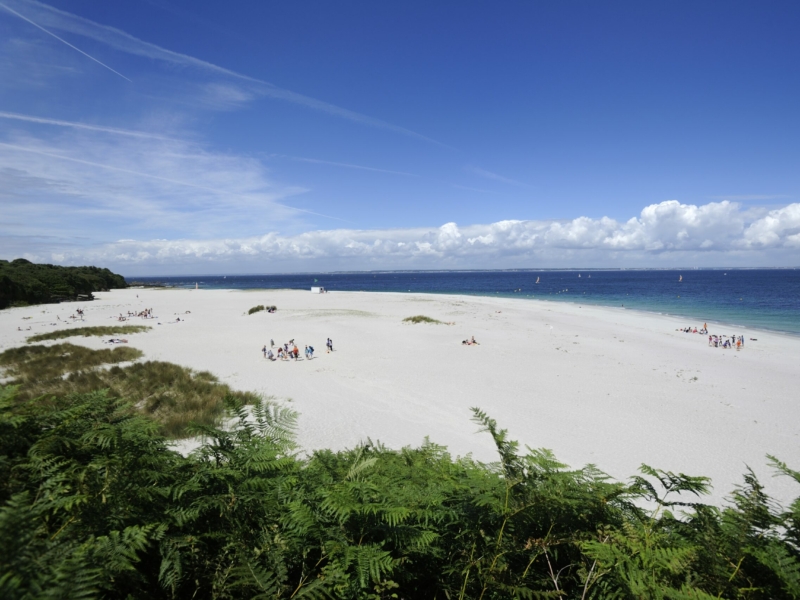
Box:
left=270, top=339, right=274, bottom=348
left=304, top=345, right=310, bottom=359
left=267, top=349, right=274, bottom=361
left=471, top=336, right=479, bottom=345
left=308, top=345, right=314, bottom=358
left=293, top=345, right=299, bottom=360
left=326, top=338, right=333, bottom=353
left=262, top=345, right=267, bottom=358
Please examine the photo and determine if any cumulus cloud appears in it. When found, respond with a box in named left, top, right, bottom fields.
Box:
left=15, top=200, right=800, bottom=273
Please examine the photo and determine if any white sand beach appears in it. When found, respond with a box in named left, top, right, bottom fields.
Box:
left=1, top=288, right=798, bottom=506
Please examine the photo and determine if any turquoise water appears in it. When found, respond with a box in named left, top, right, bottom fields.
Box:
left=131, top=269, right=800, bottom=335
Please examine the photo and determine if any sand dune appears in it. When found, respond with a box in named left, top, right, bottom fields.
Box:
left=2, top=287, right=798, bottom=506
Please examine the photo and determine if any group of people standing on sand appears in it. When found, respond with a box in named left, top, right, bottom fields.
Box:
left=676, top=322, right=750, bottom=350
left=709, top=334, right=746, bottom=350
left=261, top=338, right=334, bottom=362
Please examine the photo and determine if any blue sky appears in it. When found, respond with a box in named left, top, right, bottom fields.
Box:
left=1, top=0, right=799, bottom=274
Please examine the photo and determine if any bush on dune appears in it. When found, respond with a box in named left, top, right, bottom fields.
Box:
left=403, top=315, right=443, bottom=324
left=1, top=385, right=798, bottom=599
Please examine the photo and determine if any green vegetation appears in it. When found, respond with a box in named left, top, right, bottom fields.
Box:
left=0, top=389, right=798, bottom=599
left=403, top=314, right=443, bottom=324
left=248, top=304, right=276, bottom=315
left=0, top=343, right=142, bottom=382
left=0, top=344, right=258, bottom=437
left=0, top=258, right=127, bottom=309
left=27, top=325, right=151, bottom=342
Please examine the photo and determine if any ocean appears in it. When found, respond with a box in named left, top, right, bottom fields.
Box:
left=130, top=269, right=800, bottom=335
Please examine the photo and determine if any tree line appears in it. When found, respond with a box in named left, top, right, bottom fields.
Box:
left=0, top=259, right=127, bottom=309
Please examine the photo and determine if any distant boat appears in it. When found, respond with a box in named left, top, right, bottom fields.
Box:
left=588, top=274, right=591, bottom=278
left=679, top=275, right=683, bottom=282
left=535, top=277, right=540, bottom=284
left=578, top=273, right=581, bottom=278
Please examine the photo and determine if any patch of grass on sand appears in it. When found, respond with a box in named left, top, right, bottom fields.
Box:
left=0, top=343, right=143, bottom=382
left=27, top=325, right=150, bottom=342
left=403, top=315, right=443, bottom=324
left=248, top=305, right=276, bottom=315
left=0, top=343, right=259, bottom=438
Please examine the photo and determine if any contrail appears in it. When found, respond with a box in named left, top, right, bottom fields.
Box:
left=282, top=155, right=417, bottom=177
left=0, top=142, right=349, bottom=222
left=0, top=111, right=169, bottom=139
left=5, top=1, right=449, bottom=146
left=0, top=1, right=131, bottom=82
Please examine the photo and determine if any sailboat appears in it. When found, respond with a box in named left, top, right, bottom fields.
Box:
left=679, top=275, right=683, bottom=282
left=535, top=277, right=540, bottom=284
left=578, top=273, right=581, bottom=278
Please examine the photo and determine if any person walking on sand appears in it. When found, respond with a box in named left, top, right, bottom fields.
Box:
left=262, top=345, right=267, bottom=358
left=326, top=338, right=333, bottom=353
left=270, top=339, right=274, bottom=348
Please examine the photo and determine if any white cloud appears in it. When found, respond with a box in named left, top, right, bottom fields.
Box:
left=11, top=200, right=799, bottom=273
left=0, top=125, right=318, bottom=247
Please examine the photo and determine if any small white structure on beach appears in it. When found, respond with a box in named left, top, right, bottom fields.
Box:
left=311, top=286, right=326, bottom=294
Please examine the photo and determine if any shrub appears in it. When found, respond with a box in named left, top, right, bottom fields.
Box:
left=248, top=305, right=265, bottom=314
left=403, top=315, right=443, bottom=324
left=1, top=389, right=798, bottom=599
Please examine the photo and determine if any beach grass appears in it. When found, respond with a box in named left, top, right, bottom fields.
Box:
left=403, top=315, right=443, bottom=324
left=0, top=342, right=143, bottom=382
left=27, top=325, right=150, bottom=342
left=0, top=343, right=258, bottom=438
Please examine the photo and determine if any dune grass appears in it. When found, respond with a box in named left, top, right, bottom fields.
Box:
left=248, top=304, right=276, bottom=314
left=403, top=315, right=443, bottom=324
left=27, top=325, right=150, bottom=343
left=0, top=343, right=143, bottom=382
left=0, top=343, right=259, bottom=438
